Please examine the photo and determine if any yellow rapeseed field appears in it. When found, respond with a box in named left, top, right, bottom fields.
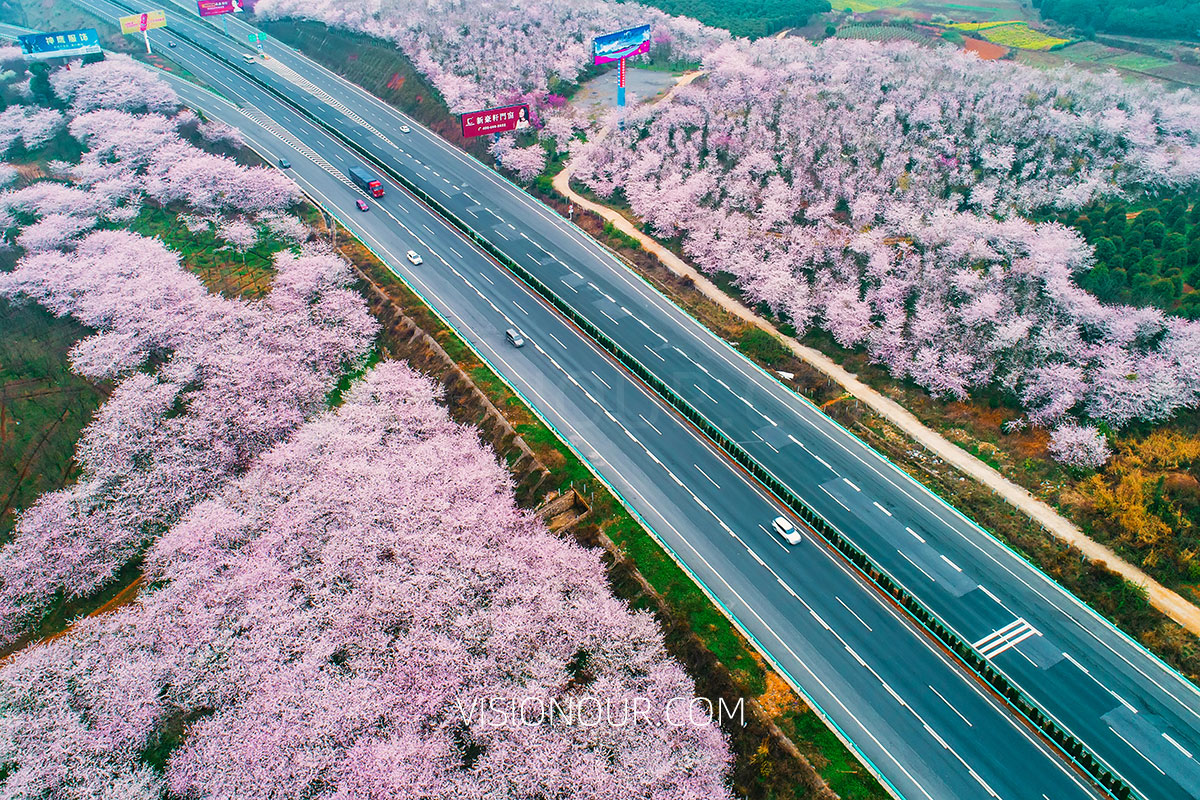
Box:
left=948, top=21, right=1069, bottom=50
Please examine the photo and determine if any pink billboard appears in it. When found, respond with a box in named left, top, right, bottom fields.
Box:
left=460, top=104, right=531, bottom=138
left=197, top=0, right=243, bottom=16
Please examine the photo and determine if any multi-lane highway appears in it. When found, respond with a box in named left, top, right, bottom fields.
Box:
left=28, top=3, right=1200, bottom=797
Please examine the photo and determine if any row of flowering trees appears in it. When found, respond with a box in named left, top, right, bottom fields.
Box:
left=570, top=38, right=1200, bottom=464
left=0, top=233, right=378, bottom=645
left=0, top=55, right=365, bottom=644
left=0, top=363, right=732, bottom=799
left=0, top=54, right=733, bottom=794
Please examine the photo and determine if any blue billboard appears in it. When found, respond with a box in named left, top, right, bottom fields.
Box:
left=593, top=24, right=651, bottom=65
left=18, top=29, right=102, bottom=61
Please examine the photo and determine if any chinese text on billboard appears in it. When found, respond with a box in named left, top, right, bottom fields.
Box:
left=119, top=10, right=166, bottom=35
left=18, top=29, right=101, bottom=60
left=460, top=104, right=531, bottom=138
left=197, top=0, right=242, bottom=17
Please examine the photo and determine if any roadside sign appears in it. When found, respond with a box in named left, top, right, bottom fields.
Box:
left=119, top=10, right=166, bottom=35
left=17, top=28, right=101, bottom=60
left=197, top=0, right=243, bottom=17
left=593, top=24, right=651, bottom=66
left=247, top=31, right=266, bottom=52
left=460, top=103, right=531, bottom=138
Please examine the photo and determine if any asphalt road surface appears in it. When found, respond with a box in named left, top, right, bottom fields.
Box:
left=27, top=4, right=1200, bottom=798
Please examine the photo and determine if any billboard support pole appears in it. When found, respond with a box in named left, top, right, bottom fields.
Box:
left=222, top=14, right=228, bottom=36
left=618, top=56, right=626, bottom=107
left=143, top=29, right=152, bottom=54
left=618, top=56, right=626, bottom=130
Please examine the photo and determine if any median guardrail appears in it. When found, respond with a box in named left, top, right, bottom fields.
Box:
left=163, top=24, right=1134, bottom=799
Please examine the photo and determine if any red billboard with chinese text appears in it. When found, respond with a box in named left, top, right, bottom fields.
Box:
left=197, top=0, right=242, bottom=17
left=460, top=104, right=531, bottom=138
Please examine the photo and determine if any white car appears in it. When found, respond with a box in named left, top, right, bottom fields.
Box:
left=771, top=516, right=802, bottom=546
left=505, top=328, right=525, bottom=348
left=399, top=124, right=411, bottom=134
left=406, top=250, right=422, bottom=265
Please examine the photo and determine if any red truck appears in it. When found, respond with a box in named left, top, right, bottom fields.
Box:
left=348, top=166, right=384, bottom=198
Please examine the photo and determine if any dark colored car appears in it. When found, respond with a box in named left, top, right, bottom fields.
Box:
left=356, top=199, right=369, bottom=212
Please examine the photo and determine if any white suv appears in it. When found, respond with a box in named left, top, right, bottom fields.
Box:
left=406, top=250, right=422, bottom=265
left=771, top=516, right=802, bottom=546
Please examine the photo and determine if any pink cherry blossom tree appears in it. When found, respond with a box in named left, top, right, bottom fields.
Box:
left=0, top=362, right=732, bottom=799
left=50, top=54, right=179, bottom=113
left=197, top=117, right=246, bottom=149
left=491, top=138, right=547, bottom=183
left=1048, top=423, right=1112, bottom=469
left=0, top=231, right=377, bottom=646
left=0, top=106, right=64, bottom=154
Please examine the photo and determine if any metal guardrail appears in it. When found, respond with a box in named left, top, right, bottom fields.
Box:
left=160, top=22, right=1134, bottom=800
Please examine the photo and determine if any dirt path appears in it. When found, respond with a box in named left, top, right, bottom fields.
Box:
left=553, top=106, right=1200, bottom=637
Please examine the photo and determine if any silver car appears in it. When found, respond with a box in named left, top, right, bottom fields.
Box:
left=771, top=516, right=802, bottom=545
left=505, top=328, right=525, bottom=348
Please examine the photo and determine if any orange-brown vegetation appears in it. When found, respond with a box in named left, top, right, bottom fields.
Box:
left=1065, top=431, right=1200, bottom=587
left=756, top=657, right=803, bottom=719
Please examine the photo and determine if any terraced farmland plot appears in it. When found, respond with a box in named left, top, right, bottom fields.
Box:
left=842, top=0, right=909, bottom=12
left=1145, top=60, right=1200, bottom=86
left=836, top=24, right=942, bottom=46
left=947, top=19, right=1021, bottom=31
left=1105, top=52, right=1175, bottom=71
left=962, top=36, right=1006, bottom=59
left=922, top=1, right=1027, bottom=21
left=949, top=20, right=1069, bottom=49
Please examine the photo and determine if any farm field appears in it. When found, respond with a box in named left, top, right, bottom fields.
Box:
left=799, top=0, right=1194, bottom=86
left=841, top=0, right=909, bottom=13
left=1144, top=61, right=1200, bottom=84
left=947, top=20, right=1069, bottom=48
left=1105, top=51, right=1175, bottom=70
left=835, top=23, right=943, bottom=45
left=875, top=0, right=1037, bottom=22
left=947, top=18, right=1024, bottom=30
left=1012, top=40, right=1200, bottom=86
left=961, top=35, right=1007, bottom=57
